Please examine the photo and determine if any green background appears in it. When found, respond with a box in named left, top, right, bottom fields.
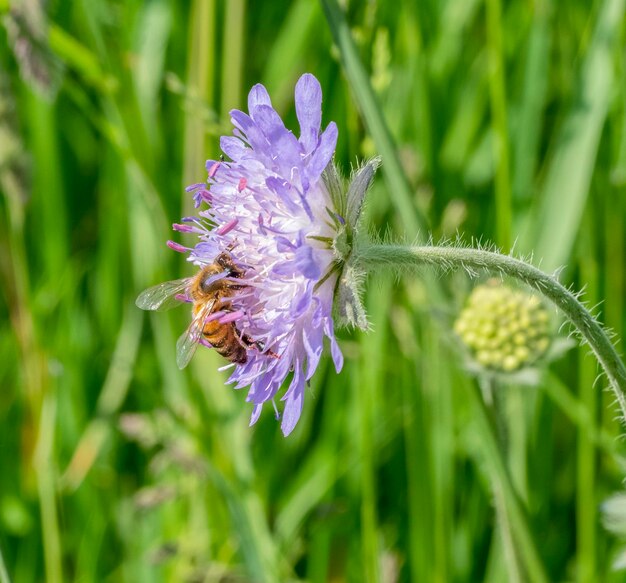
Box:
left=1, top=0, right=626, bottom=581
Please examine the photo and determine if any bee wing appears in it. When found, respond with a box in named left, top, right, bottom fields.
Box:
left=136, top=279, right=190, bottom=312
left=175, top=299, right=217, bottom=369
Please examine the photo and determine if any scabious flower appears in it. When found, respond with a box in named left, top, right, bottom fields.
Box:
left=171, top=74, right=356, bottom=435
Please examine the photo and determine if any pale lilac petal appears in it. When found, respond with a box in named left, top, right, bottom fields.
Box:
left=281, top=369, right=305, bottom=436
left=253, top=105, right=303, bottom=175
left=253, top=104, right=288, bottom=138
left=303, top=326, right=324, bottom=379
left=294, top=245, right=321, bottom=279
left=220, top=136, right=247, bottom=160
left=289, top=284, right=313, bottom=317
left=249, top=403, right=263, bottom=425
left=330, top=335, right=344, bottom=372
left=295, top=73, right=322, bottom=154
left=230, top=110, right=269, bottom=154
left=248, top=83, right=272, bottom=114
left=325, top=318, right=344, bottom=372
left=306, top=122, right=338, bottom=183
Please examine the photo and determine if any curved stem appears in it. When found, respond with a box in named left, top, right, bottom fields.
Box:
left=357, top=244, right=626, bottom=421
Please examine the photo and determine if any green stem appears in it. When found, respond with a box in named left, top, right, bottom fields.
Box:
left=468, top=384, right=548, bottom=583
left=357, top=244, right=626, bottom=422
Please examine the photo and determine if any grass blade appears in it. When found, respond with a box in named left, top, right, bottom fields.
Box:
left=485, top=0, right=512, bottom=249
left=320, top=0, right=427, bottom=237
left=463, top=379, right=549, bottom=583
left=520, top=0, right=625, bottom=271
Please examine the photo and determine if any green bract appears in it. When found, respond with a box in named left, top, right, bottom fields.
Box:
left=324, top=158, right=380, bottom=331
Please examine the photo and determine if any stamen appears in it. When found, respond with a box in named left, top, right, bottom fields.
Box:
left=219, top=310, right=244, bottom=324
left=205, top=311, right=227, bottom=322
left=218, top=363, right=236, bottom=372
left=207, top=161, right=221, bottom=178
left=237, top=177, right=247, bottom=192
left=257, top=214, right=267, bottom=235
left=172, top=223, right=194, bottom=233
left=167, top=240, right=190, bottom=253
left=193, top=190, right=212, bottom=208
left=217, top=218, right=238, bottom=235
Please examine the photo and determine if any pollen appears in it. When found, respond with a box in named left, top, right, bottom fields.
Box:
left=454, top=280, right=551, bottom=373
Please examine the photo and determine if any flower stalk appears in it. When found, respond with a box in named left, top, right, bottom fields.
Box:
left=355, top=243, right=626, bottom=421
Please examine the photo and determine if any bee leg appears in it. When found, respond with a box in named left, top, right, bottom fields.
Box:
left=242, top=335, right=280, bottom=359
left=240, top=333, right=257, bottom=349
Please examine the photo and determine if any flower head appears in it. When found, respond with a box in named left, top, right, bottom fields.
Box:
left=174, top=74, right=347, bottom=435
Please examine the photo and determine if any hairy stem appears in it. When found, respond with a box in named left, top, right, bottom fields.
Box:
left=357, top=244, right=626, bottom=421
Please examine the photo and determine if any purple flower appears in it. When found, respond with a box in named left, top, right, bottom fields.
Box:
left=180, top=74, right=345, bottom=435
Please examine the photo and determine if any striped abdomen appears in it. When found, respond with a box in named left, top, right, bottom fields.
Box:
left=202, top=318, right=247, bottom=364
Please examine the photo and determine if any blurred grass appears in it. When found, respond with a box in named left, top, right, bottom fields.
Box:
left=1, top=0, right=626, bottom=582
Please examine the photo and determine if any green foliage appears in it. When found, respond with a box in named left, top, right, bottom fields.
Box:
left=1, top=0, right=626, bottom=581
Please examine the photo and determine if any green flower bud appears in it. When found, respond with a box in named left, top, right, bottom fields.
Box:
left=454, top=280, right=551, bottom=373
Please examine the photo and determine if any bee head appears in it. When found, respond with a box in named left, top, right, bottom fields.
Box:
left=215, top=252, right=245, bottom=278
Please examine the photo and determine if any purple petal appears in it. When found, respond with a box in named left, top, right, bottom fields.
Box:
left=303, top=326, right=324, bottom=379
left=324, top=318, right=344, bottom=372
left=275, top=235, right=296, bottom=252
left=253, top=104, right=287, bottom=138
left=189, top=244, right=220, bottom=264
left=249, top=403, right=263, bottom=425
left=265, top=177, right=301, bottom=213
left=220, top=136, right=247, bottom=161
left=247, top=371, right=275, bottom=403
left=248, top=83, right=272, bottom=115
left=295, top=74, right=322, bottom=154
left=230, top=110, right=270, bottom=155
left=294, top=245, right=321, bottom=280
left=281, top=369, right=305, bottom=436
left=267, top=348, right=294, bottom=384
left=186, top=182, right=205, bottom=192
left=289, top=286, right=313, bottom=318
left=306, top=122, right=338, bottom=183
left=330, top=335, right=343, bottom=372
left=253, top=105, right=303, bottom=174
left=272, top=246, right=320, bottom=280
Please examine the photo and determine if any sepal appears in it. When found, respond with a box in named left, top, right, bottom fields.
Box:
left=333, top=260, right=368, bottom=331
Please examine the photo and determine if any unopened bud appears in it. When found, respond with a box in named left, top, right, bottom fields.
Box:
left=454, top=280, right=551, bottom=373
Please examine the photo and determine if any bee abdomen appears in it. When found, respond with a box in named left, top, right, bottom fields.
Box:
left=219, top=342, right=248, bottom=364
left=203, top=325, right=228, bottom=348
left=203, top=325, right=248, bottom=364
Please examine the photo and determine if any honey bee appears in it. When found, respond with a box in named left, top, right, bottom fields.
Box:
left=136, top=251, right=264, bottom=369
